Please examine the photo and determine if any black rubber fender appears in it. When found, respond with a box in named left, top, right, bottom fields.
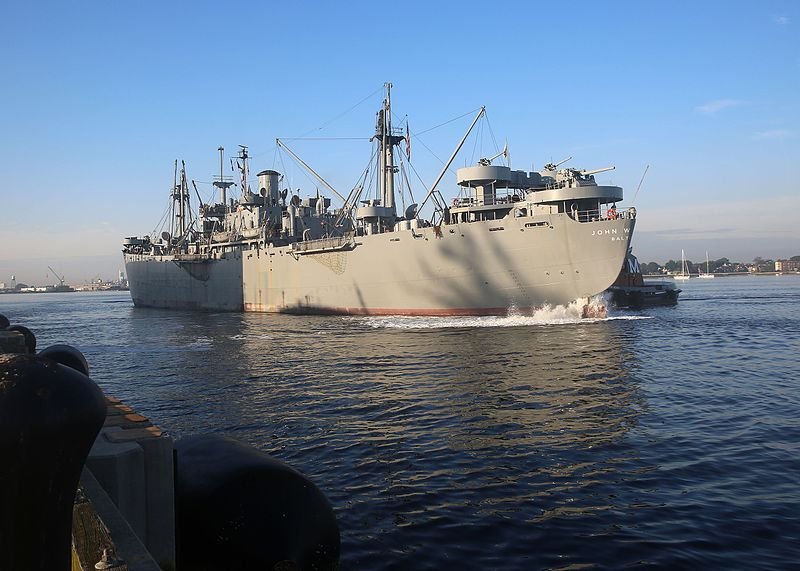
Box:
left=174, top=434, right=340, bottom=570
left=0, top=353, right=107, bottom=569
left=38, top=344, right=90, bottom=376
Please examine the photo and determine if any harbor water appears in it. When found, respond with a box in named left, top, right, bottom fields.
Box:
left=3, top=276, right=800, bottom=569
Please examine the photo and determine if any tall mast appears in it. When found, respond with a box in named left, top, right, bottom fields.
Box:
left=171, top=160, right=178, bottom=239
left=170, top=160, right=190, bottom=241
left=237, top=145, right=250, bottom=200
left=374, top=82, right=403, bottom=214
left=383, top=83, right=395, bottom=211
left=179, top=162, right=187, bottom=237
left=213, top=146, right=234, bottom=209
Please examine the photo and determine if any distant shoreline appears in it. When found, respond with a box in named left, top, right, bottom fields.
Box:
left=0, top=288, right=129, bottom=295
left=644, top=272, right=799, bottom=278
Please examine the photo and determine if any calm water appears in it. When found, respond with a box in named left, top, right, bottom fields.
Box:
left=3, top=276, right=800, bottom=569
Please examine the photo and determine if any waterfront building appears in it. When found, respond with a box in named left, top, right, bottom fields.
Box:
left=775, top=259, right=800, bottom=272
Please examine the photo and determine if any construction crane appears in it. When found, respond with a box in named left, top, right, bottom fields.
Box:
left=47, top=266, right=66, bottom=287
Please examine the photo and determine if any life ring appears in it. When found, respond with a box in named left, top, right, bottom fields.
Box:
left=606, top=208, right=617, bottom=220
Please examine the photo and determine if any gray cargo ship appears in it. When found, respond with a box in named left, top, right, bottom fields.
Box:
left=123, top=85, right=636, bottom=315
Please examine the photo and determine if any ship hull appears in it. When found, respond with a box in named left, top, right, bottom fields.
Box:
left=125, top=213, right=634, bottom=315
left=125, top=253, right=244, bottom=311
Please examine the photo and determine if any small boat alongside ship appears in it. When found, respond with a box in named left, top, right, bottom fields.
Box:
left=607, top=249, right=681, bottom=308
left=123, top=84, right=636, bottom=315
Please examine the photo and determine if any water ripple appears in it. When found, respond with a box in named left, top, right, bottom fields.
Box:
left=3, top=278, right=800, bottom=568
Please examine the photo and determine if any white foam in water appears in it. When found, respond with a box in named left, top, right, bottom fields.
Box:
left=357, top=296, right=651, bottom=330
left=230, top=334, right=273, bottom=340
left=187, top=336, right=213, bottom=350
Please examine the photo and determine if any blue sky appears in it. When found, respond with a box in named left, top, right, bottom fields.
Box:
left=1, top=0, right=798, bottom=285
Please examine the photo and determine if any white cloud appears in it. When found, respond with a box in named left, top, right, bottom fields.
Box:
left=755, top=129, right=794, bottom=140
left=772, top=15, right=790, bottom=25
left=695, top=99, right=747, bottom=114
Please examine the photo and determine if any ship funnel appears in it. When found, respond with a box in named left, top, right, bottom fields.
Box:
left=257, top=170, right=281, bottom=205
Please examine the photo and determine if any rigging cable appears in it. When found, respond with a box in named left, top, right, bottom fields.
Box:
left=632, top=164, right=649, bottom=205
left=293, top=86, right=384, bottom=140
left=469, top=118, right=483, bottom=166
left=403, top=154, right=432, bottom=201
left=484, top=110, right=502, bottom=164
left=279, top=137, right=370, bottom=141
left=150, top=183, right=174, bottom=240
left=411, top=108, right=483, bottom=137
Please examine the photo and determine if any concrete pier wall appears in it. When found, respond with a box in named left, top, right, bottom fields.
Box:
left=79, top=396, right=176, bottom=570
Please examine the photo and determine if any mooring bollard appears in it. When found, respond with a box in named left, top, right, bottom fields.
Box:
left=175, top=434, right=341, bottom=570
left=6, top=324, right=37, bottom=353
left=0, top=350, right=107, bottom=570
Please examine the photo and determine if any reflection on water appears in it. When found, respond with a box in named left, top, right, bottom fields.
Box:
left=81, top=303, right=646, bottom=568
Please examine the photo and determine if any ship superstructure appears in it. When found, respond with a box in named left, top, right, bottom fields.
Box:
left=123, top=84, right=636, bottom=315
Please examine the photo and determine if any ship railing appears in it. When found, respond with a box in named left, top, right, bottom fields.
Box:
left=573, top=207, right=636, bottom=223
left=172, top=253, right=211, bottom=262
left=291, top=236, right=353, bottom=254
left=451, top=191, right=524, bottom=208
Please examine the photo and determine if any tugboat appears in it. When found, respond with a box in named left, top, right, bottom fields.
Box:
left=607, top=249, right=680, bottom=308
